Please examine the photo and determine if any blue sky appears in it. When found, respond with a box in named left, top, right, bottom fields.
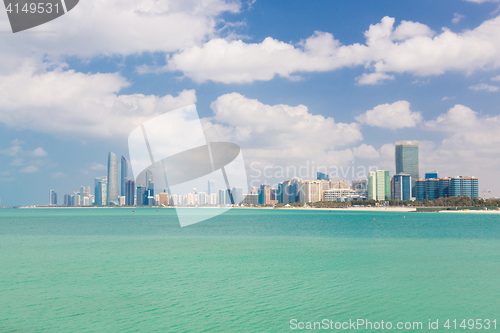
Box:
left=1, top=0, right=500, bottom=205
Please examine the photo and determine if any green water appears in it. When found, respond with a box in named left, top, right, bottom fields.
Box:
left=1, top=209, right=499, bottom=332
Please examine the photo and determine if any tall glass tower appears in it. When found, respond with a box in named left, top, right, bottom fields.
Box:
left=395, top=141, right=419, bottom=196
left=94, top=176, right=107, bottom=206
left=208, top=180, right=215, bottom=195
left=107, top=152, right=119, bottom=205
left=121, top=156, right=128, bottom=197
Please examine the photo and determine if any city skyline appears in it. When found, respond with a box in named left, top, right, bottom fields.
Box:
left=41, top=137, right=483, bottom=208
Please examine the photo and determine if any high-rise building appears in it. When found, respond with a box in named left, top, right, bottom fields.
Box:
left=148, top=181, right=154, bottom=198
left=426, top=179, right=439, bottom=200
left=415, top=176, right=478, bottom=201
left=391, top=173, right=412, bottom=200
left=278, top=183, right=283, bottom=203
left=270, top=188, right=279, bottom=204
left=395, top=141, right=419, bottom=196
left=303, top=180, right=322, bottom=203
left=258, top=185, right=271, bottom=204
left=107, top=152, right=119, bottom=205
left=49, top=189, right=57, bottom=206
left=218, top=189, right=226, bottom=205
left=425, top=172, right=438, bottom=180
left=232, top=187, right=243, bottom=205
left=208, top=180, right=215, bottom=195
left=145, top=170, right=153, bottom=190
left=368, top=170, right=390, bottom=201
left=352, top=179, right=368, bottom=199
left=125, top=179, right=135, bottom=206
left=94, top=176, right=107, bottom=206
left=64, top=194, right=71, bottom=206
left=159, top=193, right=169, bottom=206
left=317, top=172, right=329, bottom=181
left=121, top=156, right=128, bottom=197
left=225, top=189, right=233, bottom=205
left=136, top=186, right=147, bottom=206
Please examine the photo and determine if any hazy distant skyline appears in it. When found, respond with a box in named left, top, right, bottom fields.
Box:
left=1, top=0, right=500, bottom=205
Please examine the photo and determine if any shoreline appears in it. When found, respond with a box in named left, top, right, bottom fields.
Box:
left=11, top=206, right=500, bottom=213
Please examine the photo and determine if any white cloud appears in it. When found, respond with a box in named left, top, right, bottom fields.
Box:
left=0, top=60, right=197, bottom=138
left=203, top=93, right=362, bottom=169
left=160, top=31, right=368, bottom=83
left=30, top=147, right=48, bottom=157
left=10, top=158, right=24, bottom=166
left=469, top=83, right=500, bottom=91
left=51, top=172, right=66, bottom=179
left=490, top=74, right=500, bottom=81
left=0, top=0, right=241, bottom=59
left=20, top=166, right=39, bottom=173
left=421, top=105, right=500, bottom=191
left=353, top=144, right=380, bottom=159
left=452, top=13, right=465, bottom=24
left=425, top=105, right=500, bottom=147
left=90, top=163, right=107, bottom=171
left=356, top=72, right=395, bottom=85
left=355, top=100, right=422, bottom=129
left=163, top=15, right=500, bottom=84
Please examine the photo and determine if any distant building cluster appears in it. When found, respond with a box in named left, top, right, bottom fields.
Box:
left=49, top=141, right=480, bottom=206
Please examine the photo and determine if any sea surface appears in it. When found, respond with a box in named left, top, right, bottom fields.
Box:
left=1, top=208, right=500, bottom=332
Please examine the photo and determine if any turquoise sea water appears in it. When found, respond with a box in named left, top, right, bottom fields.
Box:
left=1, top=208, right=500, bottom=332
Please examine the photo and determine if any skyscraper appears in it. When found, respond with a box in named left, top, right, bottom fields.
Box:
left=145, top=170, right=153, bottom=190
left=94, top=176, right=107, bottom=206
left=317, top=172, right=329, bottom=181
left=126, top=179, right=135, bottom=206
left=395, top=141, right=419, bottom=197
left=121, top=156, right=128, bottom=197
left=368, top=170, right=390, bottom=201
left=391, top=173, right=411, bottom=200
left=49, top=189, right=57, bottom=206
left=232, top=187, right=243, bottom=205
left=136, top=185, right=147, bottom=206
left=107, top=152, right=119, bottom=205
left=208, top=180, right=215, bottom=195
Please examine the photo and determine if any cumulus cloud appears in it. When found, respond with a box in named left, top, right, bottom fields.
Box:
left=452, top=13, right=465, bottom=24
left=203, top=93, right=362, bottom=169
left=491, top=74, right=500, bottom=81
left=90, top=163, right=107, bottom=171
left=469, top=83, right=500, bottom=91
left=420, top=105, right=500, bottom=189
left=355, top=101, right=422, bottom=129
left=352, top=144, right=380, bottom=159
left=356, top=72, right=395, bottom=85
left=425, top=105, right=500, bottom=150
left=30, top=147, right=48, bottom=157
left=19, top=166, right=39, bottom=173
left=51, top=172, right=66, bottom=179
left=0, top=60, right=197, bottom=138
left=162, top=15, right=500, bottom=84
left=0, top=0, right=241, bottom=59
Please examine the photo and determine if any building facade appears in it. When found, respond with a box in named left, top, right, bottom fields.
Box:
left=94, top=176, right=107, bottom=206
left=49, top=189, right=57, bottom=206
left=391, top=173, right=411, bottom=200
left=368, top=170, right=390, bottom=201
left=415, top=176, right=479, bottom=201
left=107, top=152, right=119, bottom=205
left=395, top=140, right=419, bottom=197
